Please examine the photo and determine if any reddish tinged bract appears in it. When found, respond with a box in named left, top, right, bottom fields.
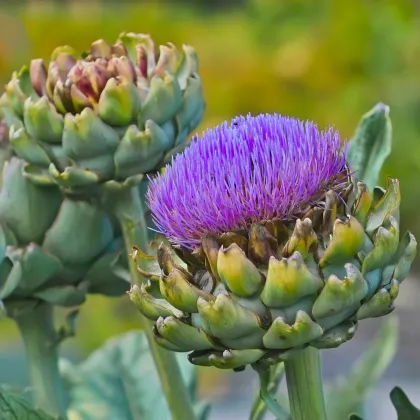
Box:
left=148, top=113, right=348, bottom=250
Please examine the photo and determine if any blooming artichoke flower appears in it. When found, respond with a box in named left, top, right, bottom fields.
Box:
left=0, top=33, right=204, bottom=193
left=130, top=114, right=416, bottom=370
left=0, top=157, right=127, bottom=317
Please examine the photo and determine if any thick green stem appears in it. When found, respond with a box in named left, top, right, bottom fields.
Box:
left=15, top=303, right=67, bottom=418
left=284, top=347, right=327, bottom=420
left=114, top=186, right=196, bottom=420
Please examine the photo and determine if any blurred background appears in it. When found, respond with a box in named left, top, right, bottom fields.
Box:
left=0, top=0, right=420, bottom=418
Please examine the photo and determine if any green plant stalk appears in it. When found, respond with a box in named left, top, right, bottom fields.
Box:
left=252, top=363, right=289, bottom=420
left=15, top=303, right=67, bottom=417
left=284, top=347, right=327, bottom=420
left=114, top=186, right=196, bottom=420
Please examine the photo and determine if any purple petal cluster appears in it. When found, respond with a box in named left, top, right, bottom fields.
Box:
left=148, top=113, right=347, bottom=250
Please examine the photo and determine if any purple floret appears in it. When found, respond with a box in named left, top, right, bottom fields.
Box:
left=148, top=113, right=347, bottom=250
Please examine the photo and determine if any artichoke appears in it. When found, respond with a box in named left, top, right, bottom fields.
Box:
left=0, top=32, right=204, bottom=193
left=129, top=114, right=416, bottom=370
left=0, top=157, right=127, bottom=317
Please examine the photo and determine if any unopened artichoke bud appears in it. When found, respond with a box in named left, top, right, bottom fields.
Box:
left=128, top=114, right=416, bottom=370
left=0, top=157, right=128, bottom=316
left=0, top=32, right=204, bottom=194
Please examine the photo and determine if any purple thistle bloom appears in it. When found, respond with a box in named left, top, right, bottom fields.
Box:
left=147, top=113, right=348, bottom=250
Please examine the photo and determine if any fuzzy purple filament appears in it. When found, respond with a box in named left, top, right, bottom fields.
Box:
left=148, top=113, right=347, bottom=250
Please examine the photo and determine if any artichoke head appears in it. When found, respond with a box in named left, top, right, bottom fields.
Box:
left=130, top=177, right=416, bottom=370
left=0, top=33, right=204, bottom=193
left=0, top=157, right=127, bottom=318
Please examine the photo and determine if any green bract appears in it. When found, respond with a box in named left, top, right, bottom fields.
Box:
left=0, top=33, right=204, bottom=193
left=130, top=178, right=416, bottom=370
left=0, top=116, right=12, bottom=186
left=0, top=157, right=127, bottom=317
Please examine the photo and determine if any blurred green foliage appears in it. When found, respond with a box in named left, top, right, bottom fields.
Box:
left=1, top=0, right=420, bottom=364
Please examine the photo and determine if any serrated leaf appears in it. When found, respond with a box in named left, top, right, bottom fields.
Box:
left=390, top=387, right=420, bottom=420
left=62, top=331, right=209, bottom=420
left=347, top=102, right=392, bottom=190
left=326, top=317, right=398, bottom=420
left=0, top=386, right=56, bottom=420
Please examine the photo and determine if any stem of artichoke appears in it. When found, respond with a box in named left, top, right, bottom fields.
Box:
left=114, top=186, right=196, bottom=420
left=284, top=347, right=327, bottom=420
left=15, top=303, right=67, bottom=417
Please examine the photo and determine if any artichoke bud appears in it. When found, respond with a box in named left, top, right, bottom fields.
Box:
left=133, top=114, right=416, bottom=369
left=1, top=33, right=204, bottom=191
left=217, top=243, right=262, bottom=297
left=283, top=218, right=317, bottom=258
left=0, top=157, right=126, bottom=311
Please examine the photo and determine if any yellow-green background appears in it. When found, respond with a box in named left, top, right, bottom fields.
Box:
left=0, top=0, right=420, bottom=410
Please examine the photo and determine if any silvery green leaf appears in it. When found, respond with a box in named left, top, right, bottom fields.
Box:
left=0, top=386, right=56, bottom=419
left=62, top=331, right=209, bottom=420
left=347, top=103, right=392, bottom=190
left=390, top=387, right=420, bottom=420
left=326, top=317, right=398, bottom=420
